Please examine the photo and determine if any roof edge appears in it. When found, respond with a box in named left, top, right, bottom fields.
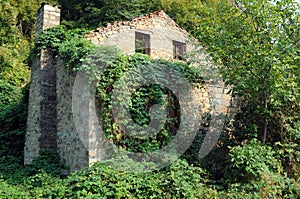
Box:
left=87, top=10, right=188, bottom=37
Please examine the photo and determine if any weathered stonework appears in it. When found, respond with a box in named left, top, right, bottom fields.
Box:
left=24, top=57, right=41, bottom=164
left=25, top=3, right=237, bottom=171
left=56, top=61, right=90, bottom=170
left=35, top=2, right=61, bottom=36
left=25, top=3, right=61, bottom=166
left=85, top=11, right=192, bottom=61
left=24, top=48, right=58, bottom=164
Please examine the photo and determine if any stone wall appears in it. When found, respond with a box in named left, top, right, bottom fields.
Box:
left=85, top=11, right=193, bottom=61
left=85, top=9, right=236, bottom=126
left=56, top=61, right=89, bottom=171
left=25, top=3, right=237, bottom=171
left=24, top=48, right=58, bottom=164
left=24, top=3, right=61, bottom=165
left=24, top=57, right=41, bottom=165
left=84, top=9, right=236, bottom=115
left=39, top=49, right=58, bottom=151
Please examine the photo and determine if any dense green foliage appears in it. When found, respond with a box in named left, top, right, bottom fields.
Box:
left=92, top=54, right=202, bottom=153
left=59, top=0, right=162, bottom=29
left=0, top=0, right=32, bottom=159
left=0, top=83, right=28, bottom=157
left=30, top=25, right=92, bottom=67
left=0, top=0, right=299, bottom=198
left=193, top=0, right=300, bottom=181
left=0, top=155, right=219, bottom=198
left=0, top=150, right=299, bottom=198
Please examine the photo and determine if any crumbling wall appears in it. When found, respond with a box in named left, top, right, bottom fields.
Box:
left=25, top=3, right=236, bottom=171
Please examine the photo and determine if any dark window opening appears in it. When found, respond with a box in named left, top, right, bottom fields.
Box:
left=135, top=32, right=150, bottom=55
left=173, top=40, right=186, bottom=61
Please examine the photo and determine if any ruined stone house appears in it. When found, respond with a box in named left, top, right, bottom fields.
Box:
left=24, top=2, right=234, bottom=171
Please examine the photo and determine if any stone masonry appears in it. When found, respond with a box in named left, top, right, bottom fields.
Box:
left=24, top=3, right=61, bottom=165
left=35, top=2, right=61, bottom=36
left=85, top=10, right=190, bottom=60
left=25, top=3, right=236, bottom=171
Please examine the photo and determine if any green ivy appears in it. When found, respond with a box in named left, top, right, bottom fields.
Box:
left=89, top=53, right=203, bottom=153
left=30, top=25, right=91, bottom=69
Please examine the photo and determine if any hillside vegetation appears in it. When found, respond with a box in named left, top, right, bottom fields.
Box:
left=0, top=0, right=299, bottom=198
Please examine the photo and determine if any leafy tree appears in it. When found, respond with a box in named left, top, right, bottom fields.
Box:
left=0, top=0, right=33, bottom=158
left=161, top=0, right=220, bottom=31
left=193, top=0, right=299, bottom=177
left=0, top=0, right=31, bottom=86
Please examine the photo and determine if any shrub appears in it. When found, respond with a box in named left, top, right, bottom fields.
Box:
left=228, top=138, right=300, bottom=198
left=0, top=82, right=29, bottom=158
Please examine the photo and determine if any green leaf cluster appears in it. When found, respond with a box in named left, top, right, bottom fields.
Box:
left=84, top=52, right=201, bottom=152
left=227, top=139, right=300, bottom=198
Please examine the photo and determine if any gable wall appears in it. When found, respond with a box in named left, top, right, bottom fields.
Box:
left=85, top=11, right=193, bottom=61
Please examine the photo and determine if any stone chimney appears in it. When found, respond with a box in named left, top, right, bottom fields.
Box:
left=24, top=2, right=61, bottom=165
left=35, top=2, right=61, bottom=36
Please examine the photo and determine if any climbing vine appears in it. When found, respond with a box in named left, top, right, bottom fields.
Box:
left=31, top=26, right=203, bottom=153
left=30, top=25, right=93, bottom=70
left=80, top=52, right=203, bottom=153
left=92, top=54, right=203, bottom=152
